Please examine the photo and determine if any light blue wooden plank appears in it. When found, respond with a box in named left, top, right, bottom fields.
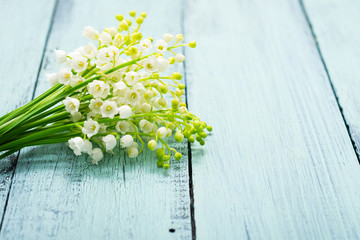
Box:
left=0, top=0, right=56, bottom=223
left=301, top=0, right=360, bottom=157
left=184, top=0, right=360, bottom=239
left=0, top=0, right=192, bottom=239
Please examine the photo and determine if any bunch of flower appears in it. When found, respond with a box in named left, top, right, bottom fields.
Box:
left=0, top=11, right=212, bottom=168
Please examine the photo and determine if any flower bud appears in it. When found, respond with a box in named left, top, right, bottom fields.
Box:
left=188, top=135, right=195, bottom=143
left=162, top=155, right=170, bottom=161
left=188, top=41, right=196, bottom=48
left=174, top=152, right=182, bottom=161
left=159, top=84, right=168, bottom=94
left=141, top=11, right=147, bottom=18
left=199, top=132, right=207, bottom=138
left=172, top=72, right=182, bottom=80
left=116, top=14, right=124, bottom=21
left=119, top=20, right=128, bottom=30
left=136, top=17, right=144, bottom=25
left=174, top=131, right=184, bottom=142
left=175, top=34, right=184, bottom=43
left=172, top=99, right=179, bottom=109
left=163, top=163, right=170, bottom=169
left=126, top=19, right=132, bottom=26
left=157, top=160, right=164, bottom=167
left=158, top=98, right=167, bottom=108
left=168, top=57, right=175, bottom=64
left=129, top=10, right=136, bottom=17
left=206, top=125, right=213, bottom=132
left=156, top=148, right=165, bottom=158
left=147, top=140, right=157, bottom=151
left=178, top=84, right=185, bottom=90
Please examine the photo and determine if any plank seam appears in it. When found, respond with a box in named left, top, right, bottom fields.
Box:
left=181, top=2, right=196, bottom=239
left=298, top=0, right=360, bottom=164
left=0, top=0, right=60, bottom=233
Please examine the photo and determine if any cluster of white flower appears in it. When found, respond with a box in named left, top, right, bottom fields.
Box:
left=47, top=11, right=211, bottom=168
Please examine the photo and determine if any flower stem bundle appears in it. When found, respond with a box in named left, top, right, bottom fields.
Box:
left=0, top=11, right=211, bottom=168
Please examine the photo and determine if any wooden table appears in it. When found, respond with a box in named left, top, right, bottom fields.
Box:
left=1, top=0, right=360, bottom=239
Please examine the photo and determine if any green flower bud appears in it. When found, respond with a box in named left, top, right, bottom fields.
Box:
left=132, top=32, right=141, bottom=41
left=193, top=121, right=201, bottom=129
left=163, top=163, right=170, bottom=169
left=199, top=139, right=205, bottom=146
left=196, top=134, right=202, bottom=142
left=168, top=122, right=176, bottom=130
left=141, top=11, right=147, bottom=18
left=160, top=84, right=168, bottom=94
left=159, top=98, right=167, bottom=108
left=119, top=20, right=129, bottom=30
left=206, top=125, right=213, bottom=132
left=168, top=57, right=175, bottom=64
left=178, top=84, right=185, bottom=90
left=172, top=99, right=179, bottom=109
left=156, top=148, right=165, bottom=158
left=126, top=19, right=132, bottom=26
left=162, top=155, right=170, bottom=161
left=147, top=140, right=157, bottom=151
left=129, top=10, right=136, bottom=17
left=184, top=130, right=191, bottom=139
left=172, top=72, right=182, bottom=80
left=188, top=135, right=195, bottom=143
left=116, top=14, right=124, bottom=21
left=152, top=72, right=159, bottom=78
left=188, top=41, right=196, bottom=48
left=174, top=131, right=184, bottom=142
left=180, top=102, right=187, bottom=107
left=136, top=17, right=144, bottom=25
left=199, top=132, right=207, bottom=138
left=157, top=160, right=164, bottom=167
left=175, top=152, right=182, bottom=161
left=190, top=128, right=197, bottom=134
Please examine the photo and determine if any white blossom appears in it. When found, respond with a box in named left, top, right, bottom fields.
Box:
left=68, top=137, right=83, bottom=156
left=102, top=134, right=117, bottom=153
left=58, top=68, right=72, bottom=85
left=163, top=33, right=173, bottom=43
left=112, top=81, right=128, bottom=96
left=54, top=49, right=67, bottom=64
left=82, top=119, right=100, bottom=138
left=143, top=56, right=159, bottom=72
left=125, top=89, right=141, bottom=105
left=99, top=32, right=112, bottom=45
left=89, top=98, right=103, bottom=115
left=157, top=127, right=167, bottom=138
left=120, top=135, right=134, bottom=148
left=90, top=148, right=103, bottom=164
left=154, top=39, right=167, bottom=54
left=124, top=71, right=139, bottom=85
left=82, top=43, right=97, bottom=59
left=139, top=39, right=152, bottom=52
left=82, top=26, right=99, bottom=40
left=63, top=97, right=80, bottom=114
left=157, top=56, right=169, bottom=72
left=71, top=56, right=88, bottom=72
left=175, top=54, right=185, bottom=63
left=119, top=105, right=133, bottom=118
left=100, top=100, right=118, bottom=119
left=128, top=147, right=138, bottom=158
left=116, top=121, right=132, bottom=134
left=46, top=73, right=58, bottom=86
left=69, top=76, right=85, bottom=87
left=87, top=80, right=110, bottom=99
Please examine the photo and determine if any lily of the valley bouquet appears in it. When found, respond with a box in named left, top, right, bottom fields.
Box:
left=0, top=11, right=211, bottom=168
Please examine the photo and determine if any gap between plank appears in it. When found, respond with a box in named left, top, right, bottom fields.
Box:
left=0, top=0, right=60, bottom=233
left=298, top=0, right=360, bottom=164
left=181, top=2, right=196, bottom=239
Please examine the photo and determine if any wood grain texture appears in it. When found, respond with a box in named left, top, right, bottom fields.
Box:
left=184, top=0, right=360, bottom=239
left=0, top=0, right=56, bottom=223
left=0, top=0, right=192, bottom=239
left=301, top=0, right=360, bottom=157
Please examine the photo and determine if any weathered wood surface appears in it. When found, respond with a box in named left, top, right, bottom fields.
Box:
left=184, top=0, right=360, bottom=239
left=302, top=0, right=360, bottom=157
left=1, top=0, right=360, bottom=239
left=0, top=0, right=192, bottom=239
left=0, top=0, right=57, bottom=225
